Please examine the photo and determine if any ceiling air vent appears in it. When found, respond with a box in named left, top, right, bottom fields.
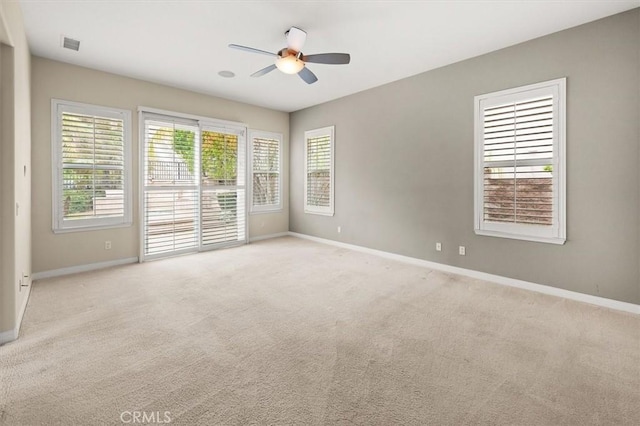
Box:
left=62, top=36, right=80, bottom=51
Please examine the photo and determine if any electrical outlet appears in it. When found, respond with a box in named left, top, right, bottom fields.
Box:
left=337, top=226, right=341, bottom=233
left=458, top=246, right=466, bottom=256
left=105, top=241, right=112, bottom=250
left=435, top=242, right=442, bottom=252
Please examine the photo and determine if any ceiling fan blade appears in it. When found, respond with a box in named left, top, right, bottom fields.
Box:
left=286, top=27, right=307, bottom=52
left=302, top=53, right=351, bottom=65
left=251, top=64, right=277, bottom=78
left=298, top=67, right=318, bottom=84
left=229, top=44, right=277, bottom=57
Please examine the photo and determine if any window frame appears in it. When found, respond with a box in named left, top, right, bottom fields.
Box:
left=473, top=78, right=566, bottom=245
left=51, top=99, right=133, bottom=233
left=304, top=125, right=335, bottom=216
left=248, top=130, right=283, bottom=214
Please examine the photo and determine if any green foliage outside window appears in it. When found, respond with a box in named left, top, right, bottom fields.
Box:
left=168, top=129, right=238, bottom=182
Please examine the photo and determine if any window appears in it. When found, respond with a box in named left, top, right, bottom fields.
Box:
left=249, top=130, right=282, bottom=213
left=52, top=99, right=132, bottom=232
left=474, top=78, right=566, bottom=244
left=304, top=126, right=334, bottom=216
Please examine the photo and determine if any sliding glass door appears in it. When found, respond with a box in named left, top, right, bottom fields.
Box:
left=141, top=113, right=246, bottom=260
left=200, top=126, right=246, bottom=247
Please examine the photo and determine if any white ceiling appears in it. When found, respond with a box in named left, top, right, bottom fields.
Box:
left=19, top=0, right=638, bottom=112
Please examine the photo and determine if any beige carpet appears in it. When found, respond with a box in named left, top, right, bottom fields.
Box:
left=1, top=236, right=639, bottom=425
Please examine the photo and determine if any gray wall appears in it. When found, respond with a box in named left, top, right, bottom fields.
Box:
left=31, top=58, right=289, bottom=274
left=290, top=9, right=640, bottom=304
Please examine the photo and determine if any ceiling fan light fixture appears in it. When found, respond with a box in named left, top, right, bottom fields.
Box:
left=275, top=55, right=304, bottom=74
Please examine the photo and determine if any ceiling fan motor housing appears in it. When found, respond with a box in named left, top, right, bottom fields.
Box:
left=278, top=48, right=303, bottom=58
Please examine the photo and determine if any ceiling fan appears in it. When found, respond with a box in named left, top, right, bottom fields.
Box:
left=229, top=27, right=351, bottom=84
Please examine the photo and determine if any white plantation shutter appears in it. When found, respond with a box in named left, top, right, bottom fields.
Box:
left=483, top=96, right=554, bottom=225
left=200, top=127, right=246, bottom=247
left=250, top=131, right=282, bottom=212
left=52, top=100, right=131, bottom=232
left=306, top=135, right=331, bottom=205
left=474, top=79, right=566, bottom=244
left=304, top=126, right=334, bottom=216
left=142, top=115, right=200, bottom=257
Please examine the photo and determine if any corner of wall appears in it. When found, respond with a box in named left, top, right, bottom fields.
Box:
left=1, top=42, right=16, bottom=336
left=0, top=0, right=32, bottom=340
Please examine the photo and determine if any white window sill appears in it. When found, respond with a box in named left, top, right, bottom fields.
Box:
left=304, top=209, right=334, bottom=217
left=53, top=221, right=133, bottom=234
left=250, top=208, right=283, bottom=215
left=475, top=229, right=566, bottom=245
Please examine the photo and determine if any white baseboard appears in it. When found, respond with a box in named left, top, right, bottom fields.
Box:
left=32, top=257, right=139, bottom=281
left=26, top=233, right=639, bottom=316
left=15, top=283, right=31, bottom=337
left=0, top=278, right=32, bottom=345
left=249, top=232, right=290, bottom=243
left=0, top=328, right=18, bottom=345
left=288, top=232, right=640, bottom=315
